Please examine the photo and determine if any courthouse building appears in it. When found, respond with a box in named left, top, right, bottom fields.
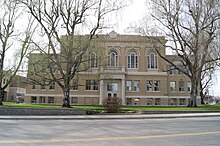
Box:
left=24, top=31, right=200, bottom=106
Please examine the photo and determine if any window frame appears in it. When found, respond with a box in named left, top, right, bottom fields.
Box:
left=126, top=80, right=132, bottom=92
left=93, top=80, right=99, bottom=90
left=178, top=64, right=183, bottom=75
left=133, top=80, right=140, bottom=91
left=169, top=65, right=175, bottom=75
left=71, top=97, right=78, bottom=104
left=154, top=80, right=160, bottom=91
left=147, top=80, right=153, bottom=91
left=72, top=79, right=78, bottom=91
left=31, top=96, right=37, bottom=103
left=48, top=97, right=55, bottom=104
left=90, top=52, right=98, bottom=68
left=86, top=80, right=91, bottom=90
left=179, top=79, right=185, bottom=91
left=32, top=83, right=37, bottom=90
left=49, top=81, right=55, bottom=90
left=108, top=50, right=119, bottom=67
left=147, top=52, right=158, bottom=69
left=170, top=81, right=176, bottom=92
left=128, top=52, right=138, bottom=69
left=187, top=82, right=191, bottom=92
left=39, top=96, right=46, bottom=103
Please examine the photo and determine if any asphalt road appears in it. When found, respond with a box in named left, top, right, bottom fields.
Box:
left=0, top=117, right=220, bottom=146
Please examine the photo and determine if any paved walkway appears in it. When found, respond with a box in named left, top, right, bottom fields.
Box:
left=1, top=113, right=220, bottom=120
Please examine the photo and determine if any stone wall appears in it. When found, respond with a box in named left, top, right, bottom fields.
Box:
left=0, top=107, right=86, bottom=115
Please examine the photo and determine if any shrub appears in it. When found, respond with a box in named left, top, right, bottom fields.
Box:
left=103, top=97, right=122, bottom=113
left=86, top=109, right=102, bottom=115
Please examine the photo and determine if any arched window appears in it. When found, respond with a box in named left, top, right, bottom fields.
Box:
left=128, top=52, right=138, bottom=68
left=89, top=52, right=97, bottom=68
left=108, top=50, right=118, bottom=67
left=147, top=52, right=158, bottom=69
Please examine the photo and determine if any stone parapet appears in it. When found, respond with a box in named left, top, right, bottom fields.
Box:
left=0, top=107, right=86, bottom=115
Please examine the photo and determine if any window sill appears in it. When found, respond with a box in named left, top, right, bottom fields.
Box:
left=146, top=91, right=160, bottom=92
left=147, top=69, right=158, bottom=71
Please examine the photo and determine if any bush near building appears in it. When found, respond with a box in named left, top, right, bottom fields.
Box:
left=103, top=97, right=122, bottom=113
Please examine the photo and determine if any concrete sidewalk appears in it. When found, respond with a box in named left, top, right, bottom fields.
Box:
left=1, top=113, right=220, bottom=120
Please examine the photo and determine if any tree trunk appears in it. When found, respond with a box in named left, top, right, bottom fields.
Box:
left=62, top=88, right=71, bottom=108
left=187, top=85, right=198, bottom=107
left=0, top=89, right=4, bottom=105
left=200, top=95, right=205, bottom=105
left=199, top=81, right=205, bottom=104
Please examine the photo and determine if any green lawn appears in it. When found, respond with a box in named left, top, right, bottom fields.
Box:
left=2, top=102, right=63, bottom=109
left=1, top=102, right=220, bottom=112
left=122, top=105, right=220, bottom=111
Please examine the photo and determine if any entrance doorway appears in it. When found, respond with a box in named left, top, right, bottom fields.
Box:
left=107, top=82, right=118, bottom=98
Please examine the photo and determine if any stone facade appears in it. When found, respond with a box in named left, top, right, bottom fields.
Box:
left=25, top=31, right=201, bottom=106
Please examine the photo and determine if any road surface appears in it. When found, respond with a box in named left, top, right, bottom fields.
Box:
left=0, top=117, right=220, bottom=146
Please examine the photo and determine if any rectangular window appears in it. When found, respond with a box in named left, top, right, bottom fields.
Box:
left=169, top=65, right=175, bottom=75
left=155, top=98, right=160, bottom=105
left=170, top=81, right=176, bottom=92
left=127, top=98, right=132, bottom=105
left=32, top=83, right=37, bottom=89
left=179, top=79, right=185, bottom=91
left=31, top=96, right=37, bottom=103
left=50, top=63, right=57, bottom=73
left=72, top=79, right=78, bottom=90
left=93, top=80, right=99, bottom=90
left=128, top=56, right=131, bottom=68
left=107, top=83, right=112, bottom=91
left=41, top=84, right=46, bottom=90
left=147, top=56, right=150, bottom=68
left=146, top=98, right=153, bottom=105
left=48, top=97, right=55, bottom=104
left=126, top=80, right=132, bottom=91
left=147, top=80, right=153, bottom=91
left=135, top=56, right=138, bottom=68
left=86, top=80, right=91, bottom=90
left=187, top=82, right=191, bottom=92
left=39, top=96, right=46, bottom=103
left=49, top=81, right=55, bottom=90
left=178, top=64, right=183, bottom=75
left=186, top=66, right=191, bottom=76
left=170, top=98, right=177, bottom=105
left=154, top=81, right=160, bottom=91
left=134, top=80, right=140, bottom=91
left=180, top=99, right=185, bottom=105
left=107, top=83, right=118, bottom=92
left=3, top=79, right=6, bottom=84
left=71, top=97, right=78, bottom=104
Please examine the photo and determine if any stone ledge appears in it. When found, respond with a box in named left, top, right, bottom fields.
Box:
left=0, top=107, right=86, bottom=115
left=138, top=110, right=220, bottom=114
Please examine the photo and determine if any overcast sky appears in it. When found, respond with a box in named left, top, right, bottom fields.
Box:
left=117, top=0, right=146, bottom=33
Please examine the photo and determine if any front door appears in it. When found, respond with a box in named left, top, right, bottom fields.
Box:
left=107, top=82, right=118, bottom=98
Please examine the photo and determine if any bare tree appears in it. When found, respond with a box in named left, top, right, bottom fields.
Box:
left=200, top=63, right=215, bottom=104
left=21, top=0, right=125, bottom=107
left=0, top=0, right=33, bottom=105
left=146, top=0, right=220, bottom=107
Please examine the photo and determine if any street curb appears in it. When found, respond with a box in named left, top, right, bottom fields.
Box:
left=1, top=113, right=220, bottom=120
